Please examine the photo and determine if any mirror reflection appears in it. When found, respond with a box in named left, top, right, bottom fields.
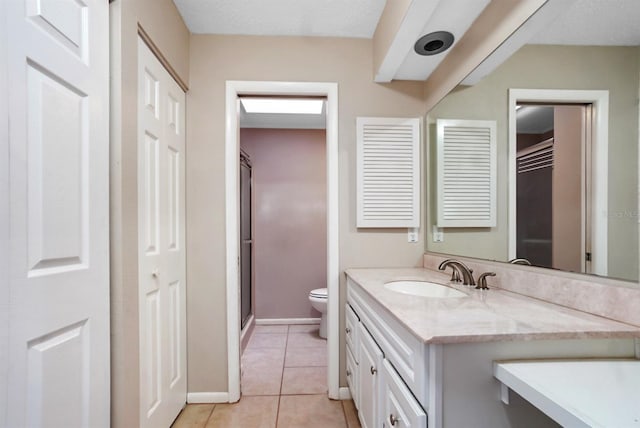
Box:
left=515, top=103, right=598, bottom=275
left=426, top=0, right=639, bottom=282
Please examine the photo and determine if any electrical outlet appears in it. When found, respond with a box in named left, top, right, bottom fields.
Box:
left=408, top=228, right=419, bottom=243
left=432, top=225, right=444, bottom=242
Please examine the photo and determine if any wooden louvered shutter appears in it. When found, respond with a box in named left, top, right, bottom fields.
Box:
left=436, top=119, right=496, bottom=227
left=357, top=117, right=420, bottom=228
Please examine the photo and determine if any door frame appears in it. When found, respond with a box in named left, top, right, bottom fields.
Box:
left=508, top=88, right=609, bottom=275
left=0, top=0, right=9, bottom=424
left=225, top=81, right=339, bottom=402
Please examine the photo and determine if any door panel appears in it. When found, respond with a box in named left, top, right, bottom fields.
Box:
left=552, top=105, right=585, bottom=272
left=358, top=323, right=383, bottom=428
left=138, top=37, right=187, bottom=428
left=26, top=61, right=88, bottom=273
left=27, top=0, right=88, bottom=60
left=145, top=289, right=161, bottom=415
left=168, top=280, right=182, bottom=386
left=6, top=0, right=110, bottom=426
left=168, top=147, right=180, bottom=250
left=240, top=157, right=252, bottom=328
left=26, top=321, right=89, bottom=428
left=143, top=132, right=160, bottom=254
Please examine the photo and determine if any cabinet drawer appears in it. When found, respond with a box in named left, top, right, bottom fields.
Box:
left=346, top=303, right=359, bottom=361
left=346, top=347, right=359, bottom=409
left=381, top=359, right=427, bottom=428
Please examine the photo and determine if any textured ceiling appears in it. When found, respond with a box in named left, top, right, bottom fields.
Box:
left=530, top=0, right=640, bottom=45
left=173, top=0, right=386, bottom=37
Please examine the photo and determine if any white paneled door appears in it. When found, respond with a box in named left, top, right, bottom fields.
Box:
left=4, top=0, right=110, bottom=427
left=137, top=38, right=187, bottom=428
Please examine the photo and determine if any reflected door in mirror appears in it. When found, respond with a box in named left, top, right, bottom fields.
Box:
left=516, top=104, right=589, bottom=273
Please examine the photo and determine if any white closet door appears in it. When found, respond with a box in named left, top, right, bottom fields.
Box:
left=138, top=38, right=187, bottom=428
left=5, top=0, right=110, bottom=426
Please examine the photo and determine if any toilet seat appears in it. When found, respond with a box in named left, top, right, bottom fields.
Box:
left=309, top=288, right=327, bottom=299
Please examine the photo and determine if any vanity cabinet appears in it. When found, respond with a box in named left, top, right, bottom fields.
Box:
left=346, top=269, right=640, bottom=428
left=346, top=280, right=428, bottom=428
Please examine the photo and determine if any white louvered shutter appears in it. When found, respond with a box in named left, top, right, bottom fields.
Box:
left=436, top=119, right=496, bottom=227
left=357, top=117, right=420, bottom=228
left=517, top=139, right=554, bottom=173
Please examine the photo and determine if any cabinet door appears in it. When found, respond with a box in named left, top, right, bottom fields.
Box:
left=345, top=303, right=359, bottom=362
left=346, top=347, right=359, bottom=408
left=358, top=323, right=383, bottom=428
left=381, top=359, right=427, bottom=428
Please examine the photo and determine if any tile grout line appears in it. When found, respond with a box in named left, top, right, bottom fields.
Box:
left=340, top=401, right=350, bottom=428
left=203, top=403, right=216, bottom=427
left=275, top=394, right=282, bottom=428
left=279, top=324, right=289, bottom=396
left=275, top=324, right=290, bottom=428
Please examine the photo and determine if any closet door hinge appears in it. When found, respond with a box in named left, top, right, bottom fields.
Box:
left=585, top=252, right=592, bottom=262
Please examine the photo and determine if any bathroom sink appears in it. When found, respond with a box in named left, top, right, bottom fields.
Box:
left=384, top=280, right=467, bottom=298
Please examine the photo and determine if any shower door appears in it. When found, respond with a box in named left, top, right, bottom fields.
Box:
left=240, top=151, right=253, bottom=329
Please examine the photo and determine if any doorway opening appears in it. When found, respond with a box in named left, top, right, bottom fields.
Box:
left=515, top=103, right=591, bottom=271
left=225, top=82, right=339, bottom=402
left=238, top=101, right=329, bottom=398
left=508, top=89, right=609, bottom=276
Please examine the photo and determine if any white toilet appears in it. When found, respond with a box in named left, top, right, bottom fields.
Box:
left=308, top=288, right=328, bottom=339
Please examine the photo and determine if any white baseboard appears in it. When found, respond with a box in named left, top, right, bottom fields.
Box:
left=338, top=387, right=352, bottom=400
left=187, top=392, right=231, bottom=404
left=188, top=389, right=350, bottom=404
left=256, top=318, right=320, bottom=325
left=241, top=314, right=255, bottom=337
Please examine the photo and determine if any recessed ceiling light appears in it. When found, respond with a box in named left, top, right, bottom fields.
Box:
left=414, top=31, right=455, bottom=56
left=240, top=98, right=324, bottom=114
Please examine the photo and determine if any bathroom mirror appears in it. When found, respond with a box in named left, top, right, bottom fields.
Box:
left=426, top=0, right=639, bottom=282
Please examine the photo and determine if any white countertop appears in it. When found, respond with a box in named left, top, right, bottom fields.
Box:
left=345, top=268, right=640, bottom=344
left=494, top=359, right=640, bottom=427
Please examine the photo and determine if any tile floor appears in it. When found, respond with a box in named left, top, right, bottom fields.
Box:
left=171, top=324, right=361, bottom=428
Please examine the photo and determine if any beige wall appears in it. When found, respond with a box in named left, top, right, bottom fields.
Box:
left=186, top=35, right=427, bottom=393
left=427, top=45, right=639, bottom=281
left=109, top=1, right=189, bottom=426
left=136, top=0, right=190, bottom=85
left=241, top=128, right=327, bottom=319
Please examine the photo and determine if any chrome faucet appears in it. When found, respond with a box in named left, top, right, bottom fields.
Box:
left=438, top=258, right=462, bottom=283
left=508, top=258, right=532, bottom=266
left=438, top=259, right=475, bottom=286
left=476, top=272, right=496, bottom=290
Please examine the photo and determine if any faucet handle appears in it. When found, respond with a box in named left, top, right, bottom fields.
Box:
left=476, top=272, right=496, bottom=290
